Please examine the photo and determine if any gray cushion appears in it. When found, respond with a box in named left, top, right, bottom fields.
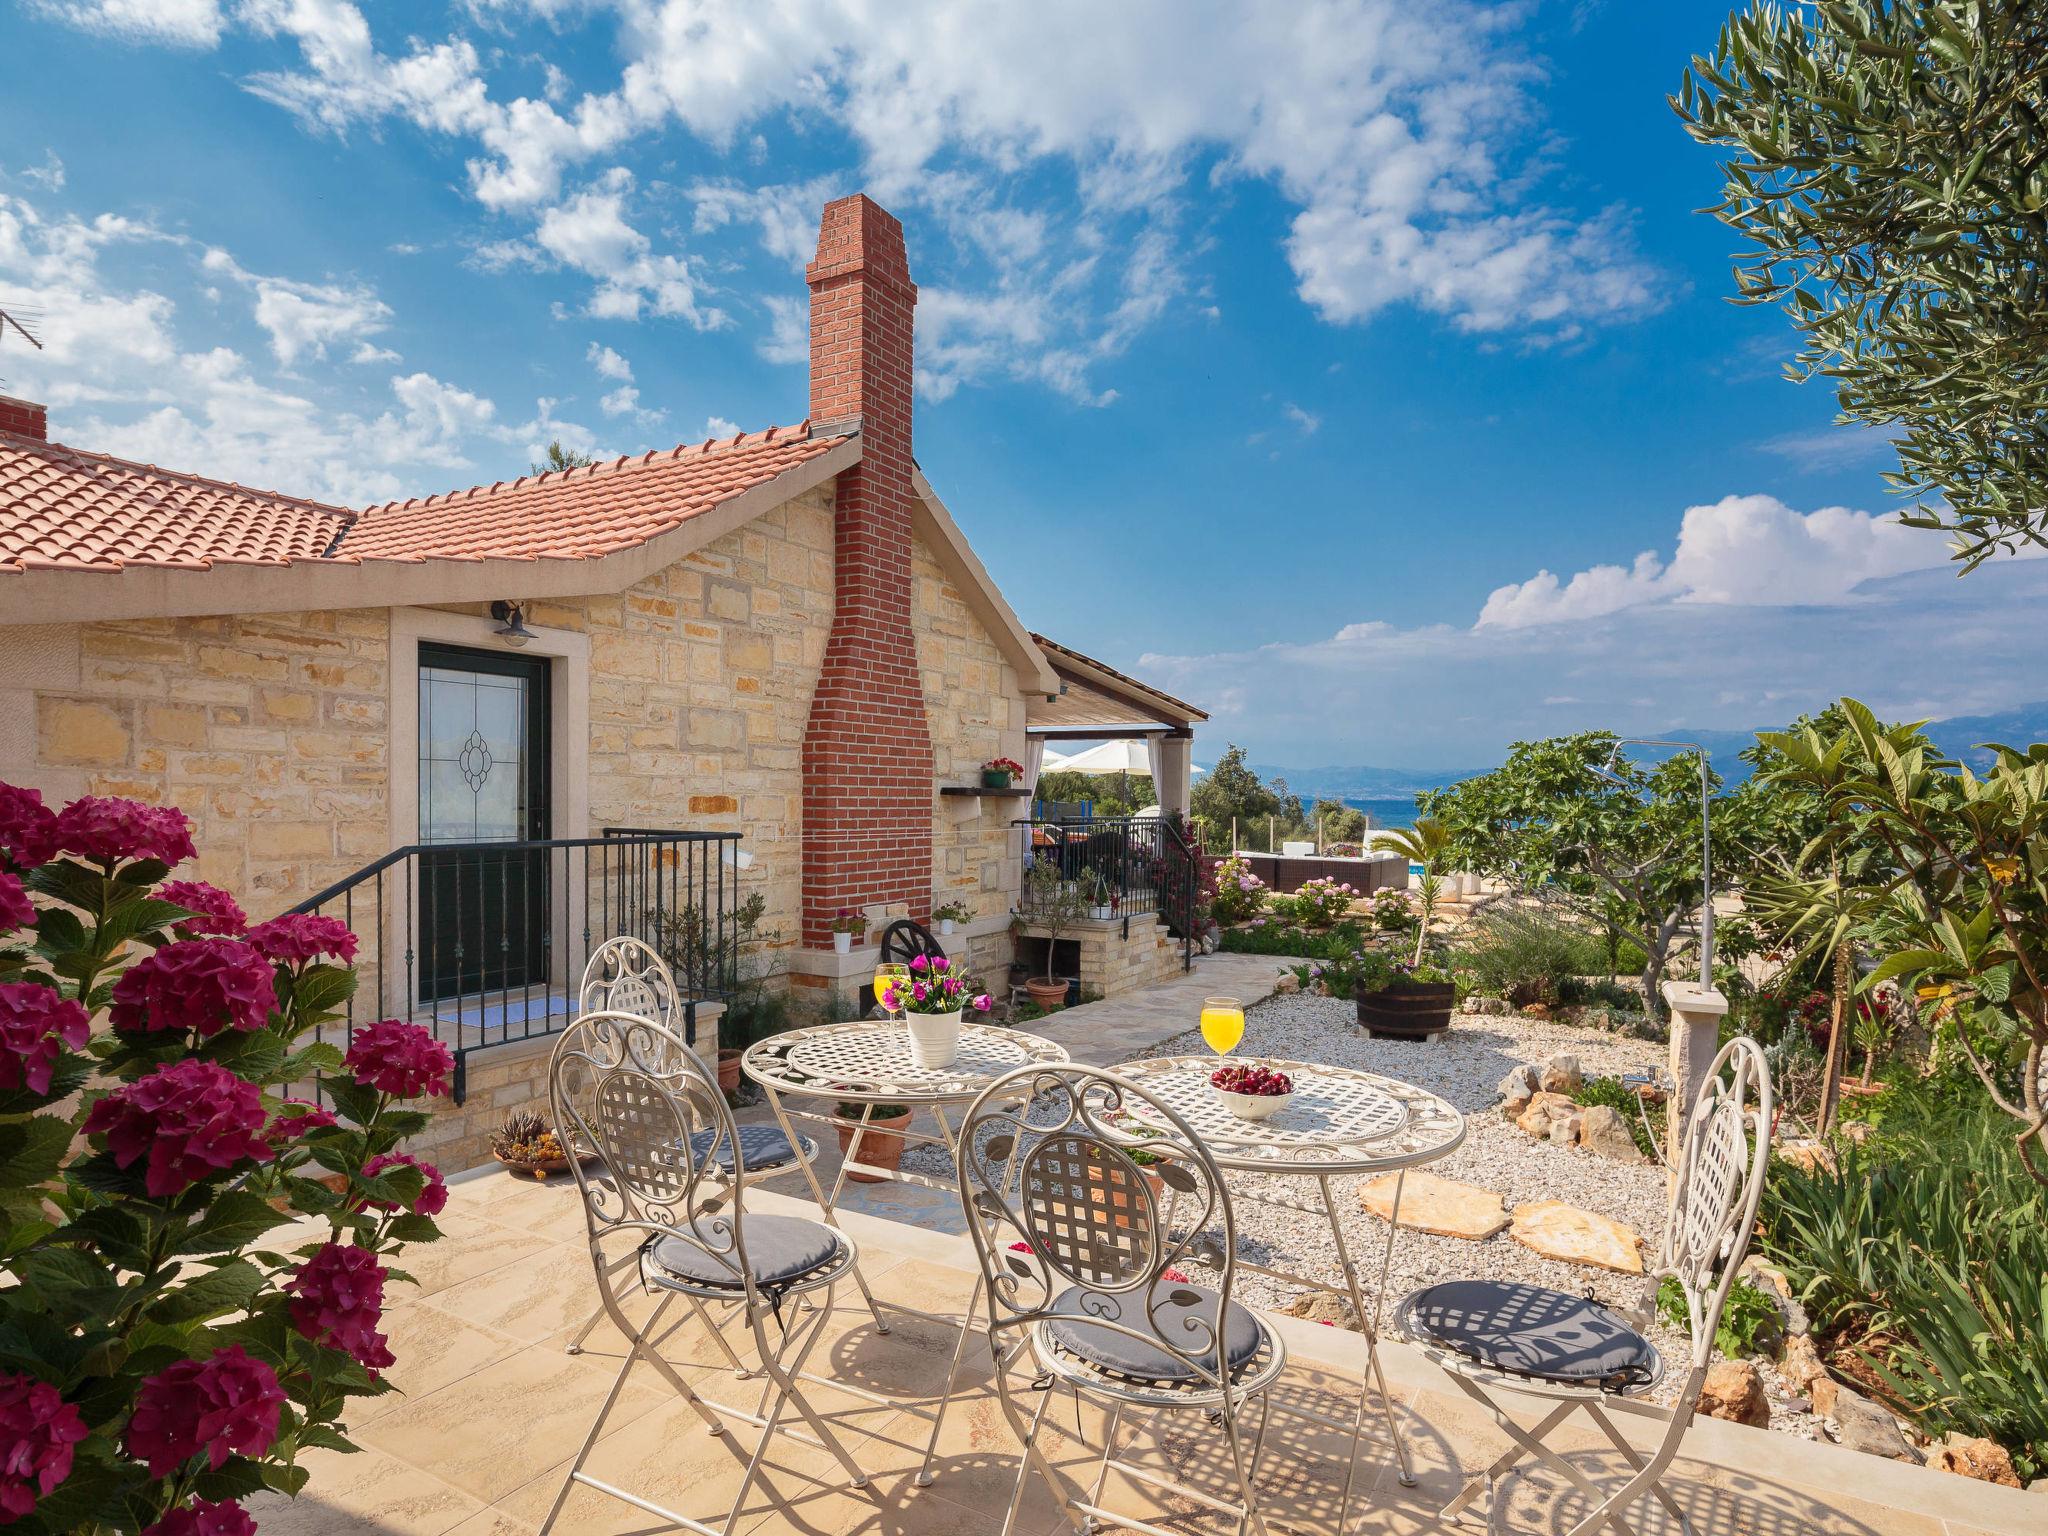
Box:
left=687, top=1124, right=813, bottom=1173
left=1043, top=1281, right=1263, bottom=1384
left=1396, top=1280, right=1659, bottom=1389
left=644, top=1214, right=840, bottom=1291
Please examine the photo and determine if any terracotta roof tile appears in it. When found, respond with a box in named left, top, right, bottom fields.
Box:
left=0, top=432, right=353, bottom=574
left=0, top=423, right=843, bottom=576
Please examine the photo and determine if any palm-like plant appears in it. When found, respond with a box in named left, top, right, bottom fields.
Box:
left=1380, top=817, right=1451, bottom=965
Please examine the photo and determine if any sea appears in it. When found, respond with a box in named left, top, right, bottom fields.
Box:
left=1339, top=796, right=1424, bottom=831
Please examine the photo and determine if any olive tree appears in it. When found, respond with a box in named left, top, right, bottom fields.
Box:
left=1675, top=1, right=2048, bottom=566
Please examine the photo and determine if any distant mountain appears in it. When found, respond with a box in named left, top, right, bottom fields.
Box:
left=1258, top=702, right=2048, bottom=800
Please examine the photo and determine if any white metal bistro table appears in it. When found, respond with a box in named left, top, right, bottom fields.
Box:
left=1112, top=1054, right=1465, bottom=1530
left=741, top=1020, right=1069, bottom=1486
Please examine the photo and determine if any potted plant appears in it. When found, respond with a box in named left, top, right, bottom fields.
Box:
left=491, top=1108, right=574, bottom=1179
left=932, top=899, right=971, bottom=936
left=831, top=907, right=867, bottom=955
left=1352, top=948, right=1457, bottom=1040
left=982, top=755, right=1025, bottom=789
left=882, top=954, right=991, bottom=1068
left=1081, top=867, right=1118, bottom=921
left=1018, top=856, right=1085, bottom=1010
left=834, top=1100, right=912, bottom=1182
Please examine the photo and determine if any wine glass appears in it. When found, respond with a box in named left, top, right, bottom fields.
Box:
left=1199, top=995, right=1245, bottom=1059
left=873, top=962, right=911, bottom=1018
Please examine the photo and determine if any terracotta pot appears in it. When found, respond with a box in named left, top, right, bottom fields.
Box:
left=1356, top=982, right=1455, bottom=1040
left=1025, top=976, right=1068, bottom=1011
left=835, top=1110, right=911, bottom=1183
left=494, top=1152, right=571, bottom=1181
left=717, top=1048, right=744, bottom=1096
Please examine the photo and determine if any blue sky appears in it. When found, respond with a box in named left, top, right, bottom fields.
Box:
left=3, top=1, right=2036, bottom=767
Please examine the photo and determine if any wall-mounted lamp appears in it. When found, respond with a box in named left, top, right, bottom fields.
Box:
left=489, top=600, right=534, bottom=648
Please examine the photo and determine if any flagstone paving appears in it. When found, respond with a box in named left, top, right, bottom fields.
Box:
left=245, top=1168, right=2037, bottom=1534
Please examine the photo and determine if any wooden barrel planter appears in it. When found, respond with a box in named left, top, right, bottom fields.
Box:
left=1356, top=982, right=1455, bottom=1040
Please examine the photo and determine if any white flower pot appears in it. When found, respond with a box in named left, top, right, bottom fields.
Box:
left=906, top=1009, right=964, bottom=1069
left=1088, top=904, right=1114, bottom=920
left=833, top=931, right=852, bottom=955
left=939, top=918, right=955, bottom=936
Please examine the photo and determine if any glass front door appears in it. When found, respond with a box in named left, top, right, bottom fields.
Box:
left=418, top=644, right=551, bottom=1002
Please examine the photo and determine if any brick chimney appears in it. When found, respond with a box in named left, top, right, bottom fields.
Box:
left=799, top=195, right=936, bottom=948
left=0, top=396, right=47, bottom=441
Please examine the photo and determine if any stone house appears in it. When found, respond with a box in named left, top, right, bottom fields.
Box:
left=0, top=195, right=1205, bottom=1169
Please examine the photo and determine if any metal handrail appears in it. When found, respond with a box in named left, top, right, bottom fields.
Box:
left=1013, top=813, right=1198, bottom=972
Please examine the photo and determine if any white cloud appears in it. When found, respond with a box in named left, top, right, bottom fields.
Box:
left=14, top=153, right=66, bottom=192
left=28, top=0, right=224, bottom=47
left=1476, top=495, right=1955, bottom=630
left=1284, top=403, right=1320, bottom=436
left=585, top=341, right=631, bottom=381
left=55, top=0, right=1667, bottom=403
left=702, top=416, right=741, bottom=439
left=757, top=294, right=808, bottom=367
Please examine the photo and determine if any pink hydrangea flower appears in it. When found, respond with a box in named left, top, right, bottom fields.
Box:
left=0, top=1372, right=87, bottom=1522
left=344, top=1020, right=453, bottom=1100
left=0, top=984, right=90, bottom=1096
left=245, top=911, right=358, bottom=967
left=360, top=1152, right=448, bottom=1217
left=285, top=1243, right=395, bottom=1372
left=0, top=873, right=32, bottom=934
left=158, top=881, right=247, bottom=939
left=140, top=1498, right=257, bottom=1536
left=126, top=1347, right=283, bottom=1479
left=83, top=1060, right=273, bottom=1198
left=0, top=785, right=56, bottom=871
left=265, top=1099, right=337, bottom=1143
left=108, top=940, right=275, bottom=1039
left=50, top=797, right=195, bottom=870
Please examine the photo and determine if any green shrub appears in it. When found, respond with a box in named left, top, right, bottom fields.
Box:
left=1209, top=856, right=1266, bottom=924
left=1220, top=918, right=1363, bottom=961
left=1457, top=910, right=1649, bottom=1005
left=1657, top=1276, right=1783, bottom=1359
left=1572, top=1076, right=1661, bottom=1157
left=1760, top=1076, right=2048, bottom=1478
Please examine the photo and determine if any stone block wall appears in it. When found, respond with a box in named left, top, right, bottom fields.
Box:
left=1015, top=915, right=1186, bottom=1002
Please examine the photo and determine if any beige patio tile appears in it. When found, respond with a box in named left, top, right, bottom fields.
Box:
left=424, top=1238, right=623, bottom=1344
left=243, top=1444, right=488, bottom=1535
left=355, top=1338, right=681, bottom=1503
left=352, top=1301, right=527, bottom=1426
left=389, top=1210, right=555, bottom=1299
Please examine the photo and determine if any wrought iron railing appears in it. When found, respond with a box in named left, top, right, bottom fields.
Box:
left=1014, top=815, right=1199, bottom=971
left=289, top=828, right=742, bottom=1101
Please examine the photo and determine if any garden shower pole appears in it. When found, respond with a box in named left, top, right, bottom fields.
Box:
left=1607, top=739, right=1713, bottom=987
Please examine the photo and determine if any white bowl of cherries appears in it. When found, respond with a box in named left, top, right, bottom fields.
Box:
left=1209, top=1062, right=1294, bottom=1121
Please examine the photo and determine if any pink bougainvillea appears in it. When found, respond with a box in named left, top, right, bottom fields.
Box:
left=126, top=1347, right=284, bottom=1478
left=108, top=939, right=275, bottom=1040
left=345, top=1019, right=454, bottom=1100
left=83, top=1060, right=274, bottom=1198
left=0, top=984, right=89, bottom=1096
left=158, top=880, right=248, bottom=939
left=0, top=1372, right=87, bottom=1523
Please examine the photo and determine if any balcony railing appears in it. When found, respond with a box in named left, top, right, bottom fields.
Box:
left=1014, top=814, right=1199, bottom=971
left=290, top=827, right=742, bottom=1101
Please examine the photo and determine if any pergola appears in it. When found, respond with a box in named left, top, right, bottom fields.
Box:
left=1025, top=633, right=1207, bottom=816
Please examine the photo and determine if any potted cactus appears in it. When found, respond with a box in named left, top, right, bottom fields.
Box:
left=491, top=1109, right=573, bottom=1179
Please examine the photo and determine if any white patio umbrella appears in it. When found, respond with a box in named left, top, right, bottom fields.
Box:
left=1039, top=738, right=1201, bottom=809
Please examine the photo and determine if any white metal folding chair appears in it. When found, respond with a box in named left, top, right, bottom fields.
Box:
left=1392, top=1037, right=1773, bottom=1536
left=566, top=937, right=823, bottom=1355
left=541, top=1009, right=868, bottom=1536
left=957, top=1062, right=1287, bottom=1536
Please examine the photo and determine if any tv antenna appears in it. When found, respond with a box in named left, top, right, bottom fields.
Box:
left=0, top=301, right=45, bottom=391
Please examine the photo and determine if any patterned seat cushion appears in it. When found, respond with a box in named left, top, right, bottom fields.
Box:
left=1395, top=1280, right=1660, bottom=1389
left=687, top=1124, right=814, bottom=1173
left=1043, top=1281, right=1264, bottom=1384
left=643, top=1215, right=841, bottom=1291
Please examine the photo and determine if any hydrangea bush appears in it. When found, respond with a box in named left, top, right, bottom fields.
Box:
left=0, top=784, right=451, bottom=1533
left=1285, top=876, right=1359, bottom=929
left=1207, top=855, right=1265, bottom=925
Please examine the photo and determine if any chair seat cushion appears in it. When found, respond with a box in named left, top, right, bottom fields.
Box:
left=1043, top=1281, right=1264, bottom=1384
left=687, top=1124, right=814, bottom=1172
left=643, top=1214, right=841, bottom=1292
left=1395, top=1280, right=1660, bottom=1389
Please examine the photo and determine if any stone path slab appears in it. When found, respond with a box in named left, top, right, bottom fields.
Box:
left=1358, top=1170, right=1509, bottom=1240
left=1510, top=1199, right=1645, bottom=1274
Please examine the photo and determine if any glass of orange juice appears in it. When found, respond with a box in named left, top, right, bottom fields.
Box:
left=1199, top=995, right=1245, bottom=1058
left=873, top=963, right=911, bottom=1017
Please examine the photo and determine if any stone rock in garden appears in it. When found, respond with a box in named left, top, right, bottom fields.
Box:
left=1509, top=1201, right=1644, bottom=1274
left=1200, top=928, right=1221, bottom=954
left=1809, top=1372, right=1840, bottom=1417
left=1775, top=1140, right=1839, bottom=1176
left=1781, top=1334, right=1827, bottom=1394
left=1539, top=1055, right=1583, bottom=1094
left=1824, top=1384, right=1919, bottom=1462
left=1497, top=1065, right=1538, bottom=1108
left=1695, top=1359, right=1770, bottom=1427
left=1281, top=1290, right=1360, bottom=1330
left=1515, top=1091, right=1579, bottom=1138
left=1521, top=1002, right=1552, bottom=1020
left=1360, top=1171, right=1509, bottom=1240
left=1274, top=972, right=1301, bottom=995
left=1840, top=1120, right=1873, bottom=1145
left=1548, top=1113, right=1583, bottom=1146
left=1930, top=1433, right=2022, bottom=1487
left=1466, top=996, right=1511, bottom=1016
left=1577, top=1104, right=1646, bottom=1163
